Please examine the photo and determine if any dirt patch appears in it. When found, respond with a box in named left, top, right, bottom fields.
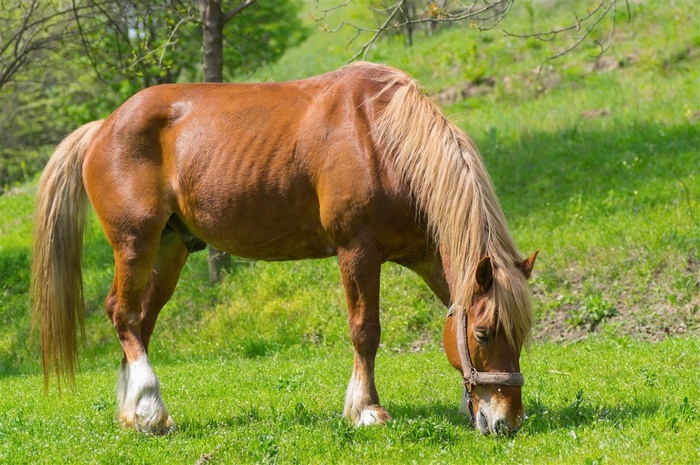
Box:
left=534, top=298, right=699, bottom=344
left=580, top=109, right=610, bottom=119
left=431, top=66, right=563, bottom=106
left=430, top=44, right=700, bottom=107
left=534, top=303, right=592, bottom=344
left=585, top=54, right=624, bottom=73
left=432, top=76, right=496, bottom=106
left=532, top=254, right=700, bottom=344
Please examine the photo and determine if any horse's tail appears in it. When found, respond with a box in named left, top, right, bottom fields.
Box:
left=31, top=120, right=104, bottom=391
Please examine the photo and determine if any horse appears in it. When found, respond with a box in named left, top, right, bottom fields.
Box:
left=31, top=62, right=537, bottom=436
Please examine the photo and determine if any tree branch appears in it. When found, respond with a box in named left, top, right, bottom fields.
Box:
left=71, top=0, right=105, bottom=82
left=223, top=0, right=259, bottom=25
left=347, top=0, right=408, bottom=62
left=504, top=0, right=627, bottom=72
left=315, top=0, right=627, bottom=67
left=311, top=0, right=350, bottom=22
left=1, top=0, right=85, bottom=89
left=315, top=0, right=514, bottom=63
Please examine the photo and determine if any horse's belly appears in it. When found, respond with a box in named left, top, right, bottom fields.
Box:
left=178, top=188, right=337, bottom=261
left=215, top=225, right=338, bottom=261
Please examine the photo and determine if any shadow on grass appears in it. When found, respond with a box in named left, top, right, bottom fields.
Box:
left=0, top=246, right=37, bottom=378
left=386, top=400, right=468, bottom=426
left=390, top=392, right=664, bottom=436
left=175, top=404, right=337, bottom=439
left=390, top=396, right=662, bottom=437
left=0, top=231, right=115, bottom=379
left=176, top=400, right=466, bottom=446
left=522, top=396, right=660, bottom=434
left=165, top=394, right=665, bottom=444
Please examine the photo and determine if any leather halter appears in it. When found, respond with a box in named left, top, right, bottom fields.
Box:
left=448, top=304, right=524, bottom=420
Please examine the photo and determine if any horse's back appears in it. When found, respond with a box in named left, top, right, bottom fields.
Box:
left=83, top=64, right=425, bottom=260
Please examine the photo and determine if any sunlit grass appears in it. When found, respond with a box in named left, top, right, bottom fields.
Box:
left=1, top=338, right=698, bottom=463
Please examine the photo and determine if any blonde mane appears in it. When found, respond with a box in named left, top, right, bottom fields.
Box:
left=370, top=64, right=533, bottom=349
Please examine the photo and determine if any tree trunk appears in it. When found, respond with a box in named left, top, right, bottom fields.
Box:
left=199, top=0, right=231, bottom=281
left=404, top=0, right=415, bottom=47
left=199, top=0, right=224, bottom=83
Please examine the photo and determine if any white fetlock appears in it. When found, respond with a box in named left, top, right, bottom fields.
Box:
left=343, top=373, right=366, bottom=422
left=344, top=374, right=391, bottom=426
left=117, top=354, right=174, bottom=435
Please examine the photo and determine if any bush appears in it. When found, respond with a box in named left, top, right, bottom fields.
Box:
left=0, top=147, right=49, bottom=194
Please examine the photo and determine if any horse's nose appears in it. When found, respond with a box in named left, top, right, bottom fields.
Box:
left=494, top=419, right=507, bottom=434
left=493, top=418, right=519, bottom=436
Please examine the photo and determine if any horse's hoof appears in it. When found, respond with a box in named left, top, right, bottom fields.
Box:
left=119, top=410, right=175, bottom=435
left=149, top=415, right=175, bottom=435
left=138, top=414, right=175, bottom=435
left=356, top=407, right=392, bottom=426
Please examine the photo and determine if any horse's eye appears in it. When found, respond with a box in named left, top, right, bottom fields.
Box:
left=475, top=328, right=491, bottom=345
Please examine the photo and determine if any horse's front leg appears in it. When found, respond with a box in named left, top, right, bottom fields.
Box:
left=338, top=241, right=391, bottom=425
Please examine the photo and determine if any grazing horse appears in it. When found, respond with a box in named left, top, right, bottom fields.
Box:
left=31, top=63, right=537, bottom=436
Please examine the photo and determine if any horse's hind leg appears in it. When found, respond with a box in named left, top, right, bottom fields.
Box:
left=338, top=241, right=391, bottom=425
left=102, top=216, right=187, bottom=435
left=112, top=228, right=189, bottom=434
left=139, top=230, right=189, bottom=352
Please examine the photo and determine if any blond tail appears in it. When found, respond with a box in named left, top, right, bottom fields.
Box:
left=31, top=120, right=104, bottom=391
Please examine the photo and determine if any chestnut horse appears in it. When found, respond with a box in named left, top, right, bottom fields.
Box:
left=31, top=63, right=537, bottom=435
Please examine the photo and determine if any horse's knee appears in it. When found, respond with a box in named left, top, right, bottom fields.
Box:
left=350, top=320, right=381, bottom=352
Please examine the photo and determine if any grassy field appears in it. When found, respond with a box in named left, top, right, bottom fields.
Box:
left=1, top=339, right=698, bottom=463
left=1, top=1, right=699, bottom=463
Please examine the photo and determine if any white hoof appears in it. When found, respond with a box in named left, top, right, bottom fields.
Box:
left=343, top=375, right=392, bottom=425
left=117, top=355, right=173, bottom=435
left=357, top=408, right=382, bottom=425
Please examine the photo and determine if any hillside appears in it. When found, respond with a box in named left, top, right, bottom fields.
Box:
left=256, top=0, right=700, bottom=344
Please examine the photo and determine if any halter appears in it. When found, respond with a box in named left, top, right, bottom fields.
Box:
left=448, top=304, right=524, bottom=422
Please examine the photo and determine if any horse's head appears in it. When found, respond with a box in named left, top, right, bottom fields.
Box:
left=443, top=251, right=538, bottom=435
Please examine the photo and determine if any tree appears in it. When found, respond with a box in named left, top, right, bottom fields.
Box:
left=70, top=0, right=307, bottom=93
left=199, top=0, right=254, bottom=83
left=318, top=0, right=628, bottom=65
left=0, top=0, right=81, bottom=90
left=0, top=1, right=82, bottom=192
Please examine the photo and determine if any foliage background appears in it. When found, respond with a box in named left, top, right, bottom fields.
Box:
left=0, top=0, right=308, bottom=194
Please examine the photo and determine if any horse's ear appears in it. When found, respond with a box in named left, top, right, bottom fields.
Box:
left=475, top=256, right=493, bottom=293
left=518, top=249, right=539, bottom=279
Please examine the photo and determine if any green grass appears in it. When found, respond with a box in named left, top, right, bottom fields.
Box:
left=1, top=1, right=699, bottom=463
left=2, top=339, right=699, bottom=464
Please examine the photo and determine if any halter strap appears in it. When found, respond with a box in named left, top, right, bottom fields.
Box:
left=449, top=304, right=525, bottom=387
